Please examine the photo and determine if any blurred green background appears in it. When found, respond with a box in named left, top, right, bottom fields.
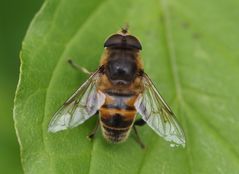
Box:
left=0, top=0, right=42, bottom=173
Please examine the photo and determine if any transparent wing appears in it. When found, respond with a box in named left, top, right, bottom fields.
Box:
left=48, top=70, right=105, bottom=133
left=134, top=73, right=186, bottom=147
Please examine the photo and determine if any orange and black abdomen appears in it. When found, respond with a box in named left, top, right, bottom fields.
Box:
left=99, top=91, right=138, bottom=143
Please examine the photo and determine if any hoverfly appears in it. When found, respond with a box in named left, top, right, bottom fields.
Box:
left=48, top=26, right=186, bottom=148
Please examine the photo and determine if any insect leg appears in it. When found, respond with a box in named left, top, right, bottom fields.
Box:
left=133, top=125, right=145, bottom=149
left=134, top=119, right=146, bottom=126
left=68, top=59, right=92, bottom=75
left=87, top=119, right=99, bottom=140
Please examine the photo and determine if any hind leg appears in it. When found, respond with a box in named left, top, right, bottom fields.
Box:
left=133, top=119, right=146, bottom=149
left=87, top=119, right=99, bottom=141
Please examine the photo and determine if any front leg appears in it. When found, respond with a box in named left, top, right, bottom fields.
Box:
left=68, top=59, right=92, bottom=75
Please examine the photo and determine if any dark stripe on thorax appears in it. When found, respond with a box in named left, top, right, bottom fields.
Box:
left=101, top=103, right=135, bottom=111
left=105, top=90, right=135, bottom=97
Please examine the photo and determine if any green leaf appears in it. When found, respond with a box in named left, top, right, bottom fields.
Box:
left=14, top=0, right=239, bottom=173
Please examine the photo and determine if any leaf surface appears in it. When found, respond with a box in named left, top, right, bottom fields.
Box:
left=14, top=0, right=239, bottom=173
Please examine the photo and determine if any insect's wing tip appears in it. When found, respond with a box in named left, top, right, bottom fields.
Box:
left=47, top=122, right=67, bottom=133
left=48, top=126, right=57, bottom=133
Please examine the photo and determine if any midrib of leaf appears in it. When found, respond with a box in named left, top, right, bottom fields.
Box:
left=159, top=0, right=183, bottom=102
left=135, top=0, right=193, bottom=173
left=158, top=0, right=193, bottom=173
left=38, top=0, right=107, bottom=172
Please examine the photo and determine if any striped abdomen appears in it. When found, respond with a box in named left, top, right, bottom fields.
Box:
left=99, top=91, right=138, bottom=143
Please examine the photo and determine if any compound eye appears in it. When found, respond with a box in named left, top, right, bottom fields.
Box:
left=125, top=35, right=142, bottom=50
left=104, top=34, right=124, bottom=48
left=104, top=34, right=142, bottom=50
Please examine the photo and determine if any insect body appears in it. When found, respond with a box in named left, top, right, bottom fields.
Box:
left=97, top=39, right=144, bottom=143
left=48, top=27, right=186, bottom=147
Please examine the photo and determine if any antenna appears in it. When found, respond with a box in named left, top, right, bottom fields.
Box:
left=121, top=23, right=129, bottom=34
